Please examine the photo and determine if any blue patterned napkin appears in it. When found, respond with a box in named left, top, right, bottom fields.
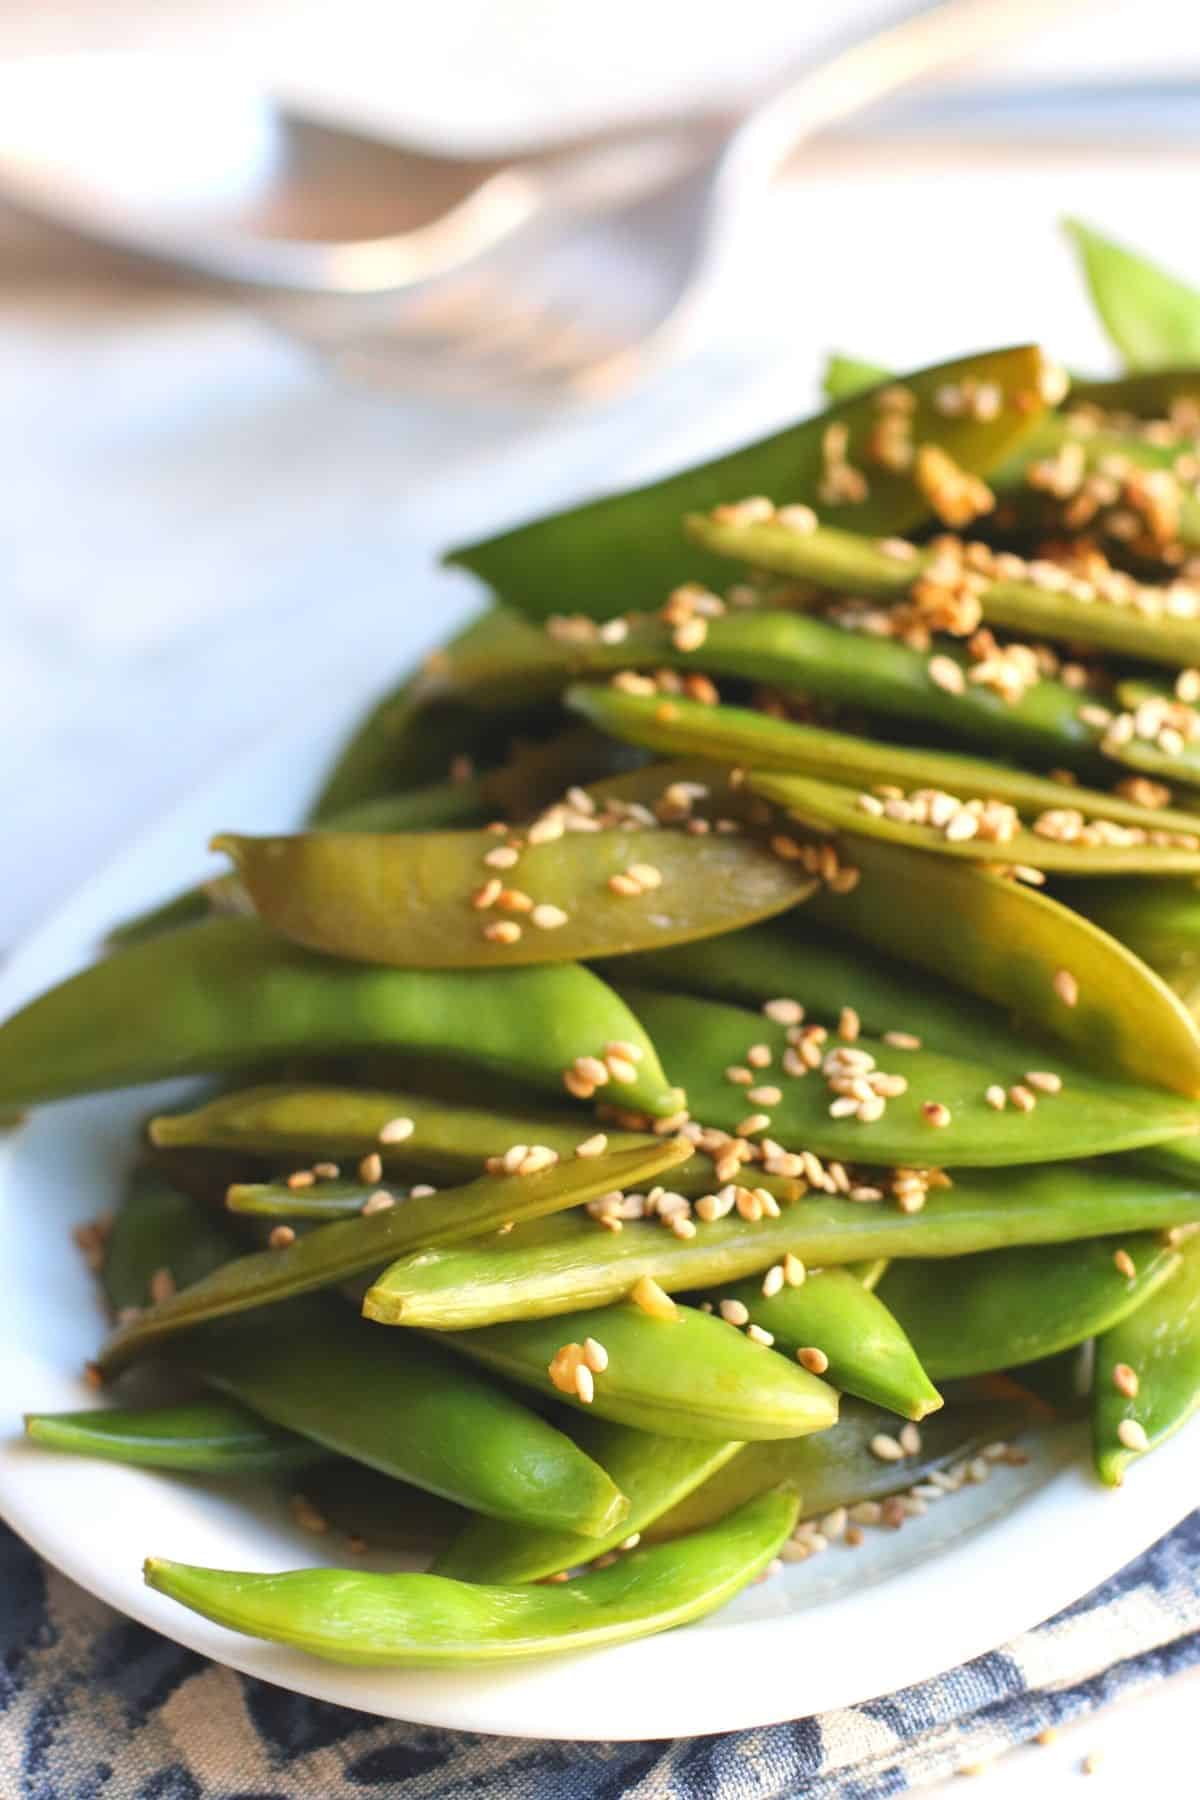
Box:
left=3, top=1510, right=1197, bottom=1798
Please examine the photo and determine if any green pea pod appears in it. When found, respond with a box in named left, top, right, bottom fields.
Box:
left=149, top=1083, right=646, bottom=1175
left=1064, top=218, right=1200, bottom=371
left=299, top=1462, right=469, bottom=1550
left=0, top=917, right=682, bottom=1117
left=648, top=1391, right=1025, bottom=1541
left=821, top=354, right=893, bottom=402
left=212, top=823, right=814, bottom=971
left=1092, top=1232, right=1200, bottom=1484
left=447, top=346, right=1052, bottom=620
left=878, top=1235, right=1181, bottom=1379
left=620, top=985, right=1197, bottom=1165
left=689, top=509, right=1200, bottom=670
left=1070, top=369, right=1200, bottom=416
left=1064, top=878, right=1200, bottom=970
left=97, top=1139, right=691, bottom=1376
left=25, top=1401, right=323, bottom=1475
left=803, top=835, right=1200, bottom=1096
left=144, top=1487, right=799, bottom=1667
left=434, top=1421, right=744, bottom=1584
left=570, top=685, right=1200, bottom=840
left=178, top=1298, right=627, bottom=1537
left=698, top=1269, right=942, bottom=1422
left=104, top=1163, right=241, bottom=1317
left=437, top=1301, right=838, bottom=1441
left=365, top=1163, right=1200, bottom=1328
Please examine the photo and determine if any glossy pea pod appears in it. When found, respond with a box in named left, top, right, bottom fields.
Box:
left=684, top=510, right=1200, bottom=670
left=97, top=1139, right=692, bottom=1376
left=446, top=345, right=1052, bottom=620
left=175, top=1297, right=629, bottom=1537
left=1062, top=877, right=1200, bottom=971
left=0, top=916, right=682, bottom=1117
left=696, top=1268, right=942, bottom=1422
left=801, top=833, right=1200, bottom=1097
left=434, top=1419, right=744, bottom=1585
left=646, top=1390, right=1027, bottom=1541
left=617, top=984, right=1199, bottom=1165
left=878, top=1234, right=1181, bottom=1379
left=212, top=820, right=816, bottom=970
left=102, top=1162, right=242, bottom=1317
left=1092, top=1232, right=1200, bottom=1485
left=435, top=1301, right=839, bottom=1441
left=364, top=1163, right=1200, bottom=1329
left=144, top=1487, right=800, bottom=1668
left=1064, top=218, right=1200, bottom=372
left=24, top=1401, right=323, bottom=1476
left=569, top=684, right=1200, bottom=842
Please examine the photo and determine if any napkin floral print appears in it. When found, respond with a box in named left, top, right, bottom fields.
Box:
left=2, top=1514, right=1198, bottom=1798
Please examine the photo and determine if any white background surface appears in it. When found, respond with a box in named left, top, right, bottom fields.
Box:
left=3, top=1, right=1200, bottom=1788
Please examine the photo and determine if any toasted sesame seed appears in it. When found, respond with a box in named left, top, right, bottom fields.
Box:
left=312, top=1162, right=340, bottom=1180
left=747, top=1323, right=775, bottom=1346
left=747, top=1084, right=782, bottom=1107
left=747, top=1043, right=772, bottom=1068
left=359, top=1152, right=383, bottom=1182
left=1009, top=1084, right=1037, bottom=1112
left=472, top=877, right=502, bottom=909
left=764, top=998, right=804, bottom=1025
left=575, top=1133, right=608, bottom=1159
left=838, top=1006, right=861, bottom=1041
left=631, top=1276, right=678, bottom=1320
left=378, top=1116, right=415, bottom=1145
left=1053, top=967, right=1079, bottom=1007
left=784, top=1253, right=806, bottom=1286
left=628, top=862, right=663, bottom=890
left=606, top=1054, right=639, bottom=1085
left=483, top=845, right=520, bottom=870
left=870, top=1433, right=905, bottom=1462
left=531, top=902, right=569, bottom=930
left=921, top=1101, right=952, bottom=1128
left=883, top=1030, right=921, bottom=1050
left=574, top=1363, right=595, bottom=1404
left=518, top=1145, right=560, bottom=1176
left=410, top=1184, right=436, bottom=1198
left=286, top=1169, right=316, bottom=1191
left=928, top=654, right=966, bottom=695
left=719, top=1297, right=751, bottom=1326
left=737, top=1112, right=772, bottom=1136
left=899, top=1422, right=922, bottom=1455
left=1114, top=1248, right=1137, bottom=1279
left=725, top=1065, right=753, bottom=1086
left=984, top=1085, right=1006, bottom=1110
left=485, top=919, right=522, bottom=943
left=1112, top=1362, right=1139, bottom=1397
left=798, top=1346, right=829, bottom=1374
left=148, top=1266, right=176, bottom=1303
left=1025, top=1070, right=1063, bottom=1094
left=1035, top=1728, right=1058, bottom=1747
left=361, top=1190, right=396, bottom=1216
left=1117, top=1418, right=1149, bottom=1451
left=268, top=1226, right=296, bottom=1249
left=762, top=1264, right=785, bottom=1298
left=608, top=871, right=643, bottom=897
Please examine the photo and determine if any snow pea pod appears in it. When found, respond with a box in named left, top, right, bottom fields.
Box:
left=822, top=353, right=892, bottom=402
left=1092, top=1233, right=1200, bottom=1485
left=620, top=985, right=1198, bottom=1165
left=570, top=685, right=1200, bottom=840
left=647, top=1391, right=1024, bottom=1541
left=144, top=1487, right=799, bottom=1667
left=365, top=1164, right=1200, bottom=1328
left=25, top=1401, right=322, bottom=1475
left=697, top=1268, right=942, bottom=1422
left=746, top=769, right=1200, bottom=876
left=686, top=510, right=1200, bottom=670
left=0, top=917, right=682, bottom=1117
left=149, top=1083, right=647, bottom=1176
left=803, top=834, right=1200, bottom=1096
left=103, top=1163, right=240, bottom=1317
left=1063, top=878, right=1200, bottom=970
left=434, top=1421, right=743, bottom=1584
left=298, top=1463, right=468, bottom=1551
left=1064, top=218, right=1200, bottom=371
left=438, top=1301, right=838, bottom=1441
left=878, top=1234, right=1181, bottom=1380
left=213, top=821, right=814, bottom=970
left=178, top=1298, right=627, bottom=1536
left=98, top=1139, right=691, bottom=1376
left=1070, top=369, right=1200, bottom=415
left=447, top=346, right=1052, bottom=621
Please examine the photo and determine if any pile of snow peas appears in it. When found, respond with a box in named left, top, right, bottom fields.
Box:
left=11, top=220, right=1200, bottom=1668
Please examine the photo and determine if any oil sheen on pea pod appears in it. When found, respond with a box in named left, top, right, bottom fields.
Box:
left=103, top=1163, right=242, bottom=1317
left=435, top=1302, right=838, bottom=1441
left=144, top=1487, right=799, bottom=1668
left=176, top=1297, right=627, bottom=1537
left=646, top=1391, right=1026, bottom=1541
left=619, top=985, right=1198, bottom=1165
left=97, top=1139, right=691, bottom=1376
left=447, top=345, right=1053, bottom=619
left=434, top=1420, right=744, bottom=1584
left=0, top=916, right=683, bottom=1116
left=24, top=1401, right=323, bottom=1476
left=684, top=509, right=1200, bottom=670
left=878, top=1234, right=1182, bottom=1380
left=1092, top=1232, right=1200, bottom=1486
left=365, top=1164, right=1200, bottom=1329
left=803, top=834, right=1200, bottom=1097
left=568, top=685, right=1200, bottom=841
left=211, top=822, right=816, bottom=970
left=746, top=770, right=1200, bottom=876
left=699, top=1268, right=942, bottom=1422
left=1065, top=877, right=1200, bottom=970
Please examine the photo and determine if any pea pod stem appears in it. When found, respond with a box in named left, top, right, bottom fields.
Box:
left=97, top=1140, right=692, bottom=1377
left=144, top=1488, right=801, bottom=1667
left=365, top=1163, right=1200, bottom=1329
